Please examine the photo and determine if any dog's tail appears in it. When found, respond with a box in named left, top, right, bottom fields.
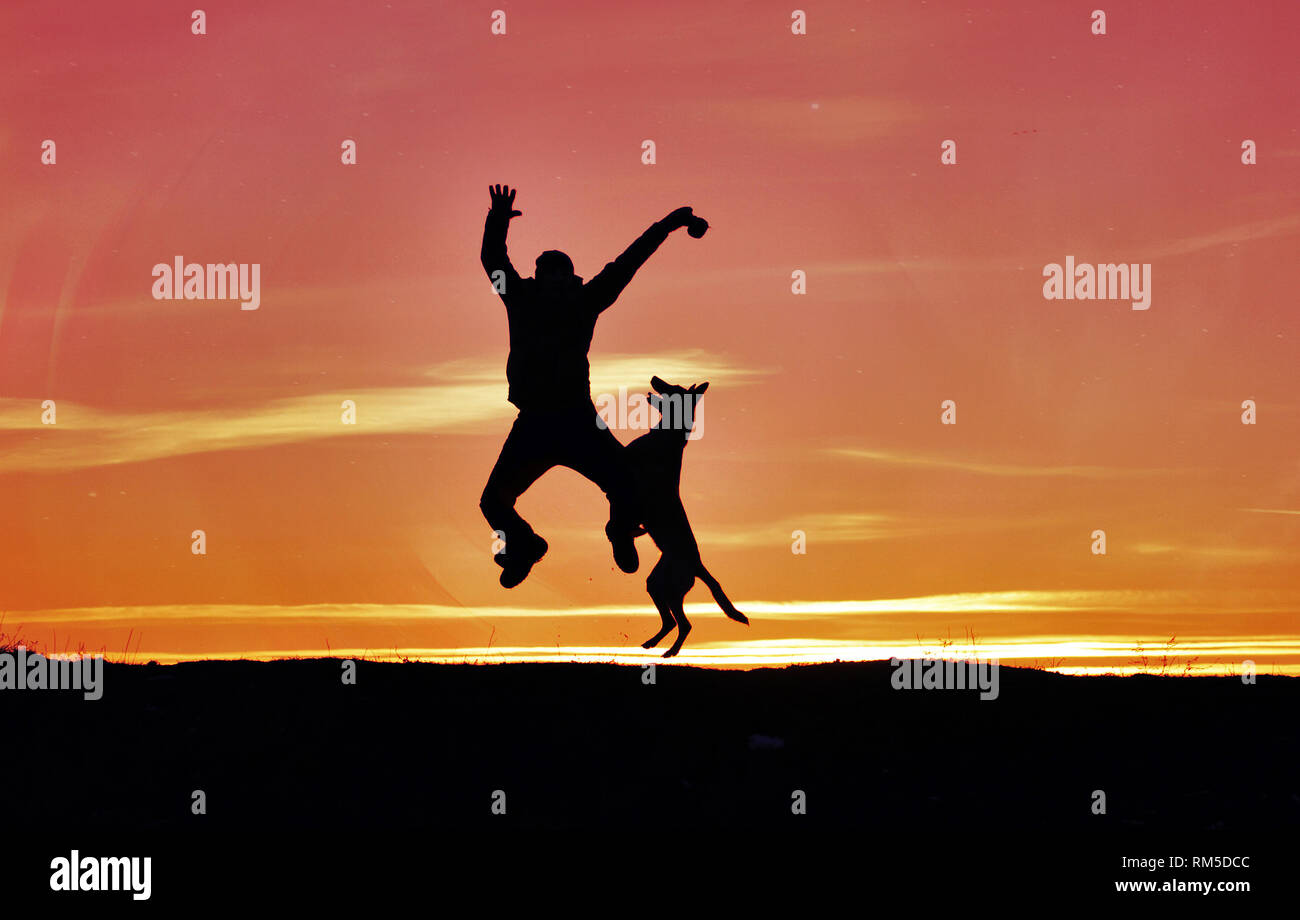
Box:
left=698, top=563, right=747, bottom=624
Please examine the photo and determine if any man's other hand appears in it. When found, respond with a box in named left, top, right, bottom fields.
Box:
left=489, top=184, right=522, bottom=220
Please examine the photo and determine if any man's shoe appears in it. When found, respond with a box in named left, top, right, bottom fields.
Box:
left=606, top=521, right=639, bottom=574
left=498, top=535, right=548, bottom=588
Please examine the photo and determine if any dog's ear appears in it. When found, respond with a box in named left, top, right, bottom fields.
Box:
left=650, top=375, right=669, bottom=393
left=692, top=382, right=709, bottom=395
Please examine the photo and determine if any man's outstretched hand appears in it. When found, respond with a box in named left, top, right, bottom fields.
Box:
left=489, top=184, right=522, bottom=220
left=666, top=206, right=708, bottom=237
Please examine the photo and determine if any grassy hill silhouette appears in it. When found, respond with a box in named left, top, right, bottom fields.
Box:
left=3, top=658, right=1296, bottom=830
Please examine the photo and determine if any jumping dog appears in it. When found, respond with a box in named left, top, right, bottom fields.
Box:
left=624, top=376, right=747, bottom=657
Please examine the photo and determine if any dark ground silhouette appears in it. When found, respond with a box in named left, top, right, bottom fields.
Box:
left=5, top=659, right=1295, bottom=831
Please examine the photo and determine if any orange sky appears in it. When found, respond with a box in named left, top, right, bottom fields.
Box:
left=2, top=0, right=1298, bottom=673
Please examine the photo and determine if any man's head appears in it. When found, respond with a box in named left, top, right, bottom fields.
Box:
left=535, top=250, right=577, bottom=291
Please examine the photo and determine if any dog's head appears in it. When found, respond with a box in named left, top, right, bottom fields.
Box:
left=648, top=376, right=708, bottom=434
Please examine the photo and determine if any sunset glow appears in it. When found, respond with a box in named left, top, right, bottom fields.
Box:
left=3, top=0, right=1298, bottom=676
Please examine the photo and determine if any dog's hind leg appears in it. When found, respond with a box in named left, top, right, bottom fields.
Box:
left=661, top=564, right=696, bottom=657
left=642, top=559, right=676, bottom=649
left=642, top=595, right=676, bottom=650
left=662, top=602, right=691, bottom=658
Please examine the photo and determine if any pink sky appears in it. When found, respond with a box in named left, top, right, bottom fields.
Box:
left=2, top=0, right=1298, bottom=671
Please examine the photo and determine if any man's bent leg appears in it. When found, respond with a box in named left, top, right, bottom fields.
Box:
left=480, top=414, right=555, bottom=585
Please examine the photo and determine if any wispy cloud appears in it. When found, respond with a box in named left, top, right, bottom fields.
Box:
left=18, top=588, right=1300, bottom=625
left=698, top=512, right=904, bottom=547
left=1133, top=542, right=1286, bottom=563
left=110, top=639, right=1300, bottom=671
left=0, top=350, right=766, bottom=473
left=689, top=510, right=1059, bottom=548
left=830, top=447, right=1171, bottom=479
left=438, top=348, right=769, bottom=395
left=1149, top=213, right=1300, bottom=258
left=16, top=592, right=1300, bottom=670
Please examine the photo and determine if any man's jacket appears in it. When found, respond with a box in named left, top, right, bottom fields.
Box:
left=481, top=211, right=673, bottom=412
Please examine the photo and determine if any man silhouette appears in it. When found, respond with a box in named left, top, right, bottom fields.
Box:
left=479, top=184, right=707, bottom=588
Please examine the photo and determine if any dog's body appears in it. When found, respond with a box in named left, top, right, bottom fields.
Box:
left=624, top=377, right=747, bottom=657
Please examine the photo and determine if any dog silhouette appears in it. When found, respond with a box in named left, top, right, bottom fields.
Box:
left=624, top=376, right=747, bottom=657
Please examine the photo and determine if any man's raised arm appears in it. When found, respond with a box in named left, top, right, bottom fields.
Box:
left=585, top=206, right=700, bottom=314
left=481, top=184, right=523, bottom=298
